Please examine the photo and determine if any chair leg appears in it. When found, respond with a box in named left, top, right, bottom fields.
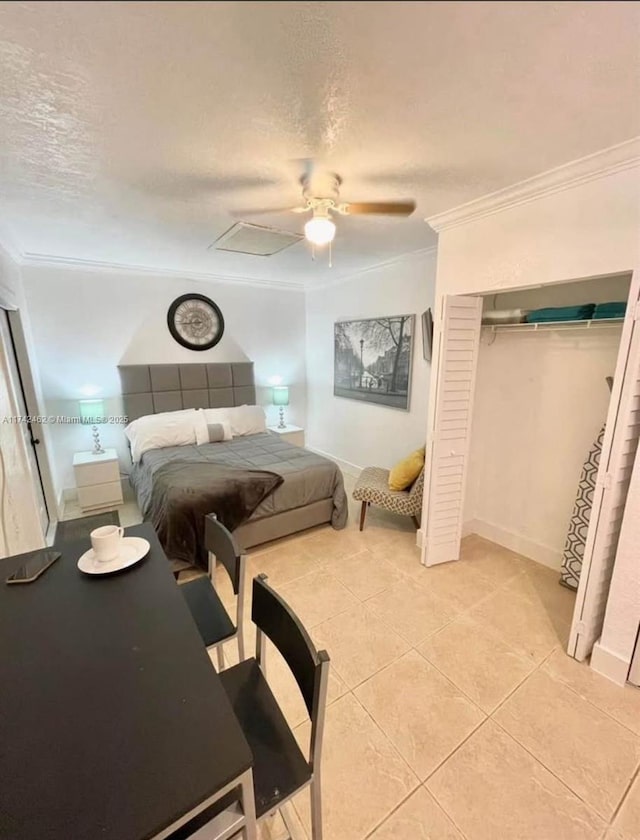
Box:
left=216, top=645, right=225, bottom=672
left=310, top=774, right=323, bottom=840
left=237, top=625, right=246, bottom=663
left=240, top=768, right=257, bottom=840
left=359, top=501, right=367, bottom=531
left=411, top=515, right=420, bottom=529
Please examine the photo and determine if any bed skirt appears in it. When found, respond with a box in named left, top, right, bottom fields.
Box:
left=234, top=498, right=334, bottom=550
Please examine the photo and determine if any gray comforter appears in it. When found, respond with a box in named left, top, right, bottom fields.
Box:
left=148, top=461, right=284, bottom=569
left=130, top=432, right=348, bottom=528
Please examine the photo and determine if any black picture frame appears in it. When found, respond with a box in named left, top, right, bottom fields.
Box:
left=167, top=293, right=225, bottom=351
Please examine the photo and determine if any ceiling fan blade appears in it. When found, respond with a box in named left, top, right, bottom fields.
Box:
left=231, top=205, right=308, bottom=217
left=338, top=200, right=416, bottom=216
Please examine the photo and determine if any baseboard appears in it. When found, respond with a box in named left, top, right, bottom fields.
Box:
left=590, top=640, right=630, bottom=686
left=463, top=518, right=562, bottom=571
left=461, top=519, right=476, bottom=538
left=416, top=528, right=424, bottom=549
left=304, top=445, right=363, bottom=479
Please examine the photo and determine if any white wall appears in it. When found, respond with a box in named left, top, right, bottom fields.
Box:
left=424, top=161, right=640, bottom=668
left=467, top=325, right=623, bottom=569
left=482, top=274, right=633, bottom=312
left=21, top=265, right=307, bottom=495
left=0, top=245, right=20, bottom=309
left=305, top=250, right=436, bottom=475
left=433, top=166, right=640, bottom=298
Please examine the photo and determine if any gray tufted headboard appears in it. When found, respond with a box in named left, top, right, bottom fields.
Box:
left=118, top=363, right=256, bottom=422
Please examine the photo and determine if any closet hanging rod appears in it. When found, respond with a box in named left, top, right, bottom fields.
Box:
left=482, top=317, right=624, bottom=334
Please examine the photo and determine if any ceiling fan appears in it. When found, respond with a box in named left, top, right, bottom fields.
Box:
left=237, top=172, right=416, bottom=247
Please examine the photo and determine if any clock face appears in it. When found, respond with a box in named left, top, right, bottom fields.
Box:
left=167, top=294, right=225, bottom=351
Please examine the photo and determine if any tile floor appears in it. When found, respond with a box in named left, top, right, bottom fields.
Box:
left=61, top=484, right=640, bottom=840
left=60, top=497, right=145, bottom=529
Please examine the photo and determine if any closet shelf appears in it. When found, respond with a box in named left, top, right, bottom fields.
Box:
left=482, top=317, right=624, bottom=334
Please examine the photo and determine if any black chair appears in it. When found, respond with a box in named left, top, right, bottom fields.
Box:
left=166, top=782, right=256, bottom=840
left=179, top=515, right=247, bottom=671
left=218, top=573, right=330, bottom=840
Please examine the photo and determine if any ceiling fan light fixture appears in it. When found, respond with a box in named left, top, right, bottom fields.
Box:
left=304, top=215, right=336, bottom=246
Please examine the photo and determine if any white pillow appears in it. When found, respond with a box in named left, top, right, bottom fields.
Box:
left=203, top=407, right=232, bottom=426
left=193, top=410, right=209, bottom=446
left=227, top=405, right=267, bottom=437
left=202, top=405, right=266, bottom=437
left=125, top=409, right=200, bottom=463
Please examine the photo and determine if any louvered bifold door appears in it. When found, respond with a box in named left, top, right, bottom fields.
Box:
left=569, top=269, right=640, bottom=661
left=423, top=295, right=482, bottom=567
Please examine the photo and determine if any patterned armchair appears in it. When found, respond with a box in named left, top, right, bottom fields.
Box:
left=353, top=466, right=425, bottom=530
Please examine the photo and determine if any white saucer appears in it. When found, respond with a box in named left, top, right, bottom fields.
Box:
left=77, top=537, right=150, bottom=575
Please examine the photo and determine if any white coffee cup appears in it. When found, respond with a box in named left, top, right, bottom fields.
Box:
left=90, top=525, right=124, bottom=562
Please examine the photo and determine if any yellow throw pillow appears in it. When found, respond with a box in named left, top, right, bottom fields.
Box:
left=388, top=446, right=425, bottom=491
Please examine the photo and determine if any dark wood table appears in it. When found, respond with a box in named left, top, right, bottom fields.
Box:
left=0, top=524, right=253, bottom=840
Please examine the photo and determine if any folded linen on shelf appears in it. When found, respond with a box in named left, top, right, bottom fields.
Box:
left=593, top=301, right=627, bottom=319
left=526, top=304, right=595, bottom=323
left=481, top=308, right=530, bottom=325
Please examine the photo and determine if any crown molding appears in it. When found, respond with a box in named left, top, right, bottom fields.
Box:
left=306, top=245, right=438, bottom=291
left=17, top=252, right=305, bottom=291
left=1, top=240, right=438, bottom=294
left=426, top=137, right=640, bottom=233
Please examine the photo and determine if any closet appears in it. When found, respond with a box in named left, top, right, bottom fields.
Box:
left=469, top=275, right=630, bottom=576
left=423, top=270, right=640, bottom=665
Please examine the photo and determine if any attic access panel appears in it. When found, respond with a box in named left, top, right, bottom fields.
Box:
left=210, top=222, right=303, bottom=256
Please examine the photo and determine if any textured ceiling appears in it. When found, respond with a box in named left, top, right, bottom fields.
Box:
left=0, top=1, right=639, bottom=286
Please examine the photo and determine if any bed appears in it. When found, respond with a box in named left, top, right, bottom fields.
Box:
left=119, top=363, right=347, bottom=554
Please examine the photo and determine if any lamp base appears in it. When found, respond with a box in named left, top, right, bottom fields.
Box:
left=92, top=425, right=105, bottom=455
left=277, top=406, right=286, bottom=430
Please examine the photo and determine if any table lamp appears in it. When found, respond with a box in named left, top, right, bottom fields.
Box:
left=272, top=386, right=289, bottom=430
left=79, top=398, right=105, bottom=454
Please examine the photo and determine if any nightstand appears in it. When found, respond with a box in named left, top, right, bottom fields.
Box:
left=267, top=424, right=305, bottom=447
left=73, top=449, right=123, bottom=512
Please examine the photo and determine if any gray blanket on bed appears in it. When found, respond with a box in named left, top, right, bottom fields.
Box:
left=148, top=460, right=283, bottom=569
left=130, top=431, right=348, bottom=529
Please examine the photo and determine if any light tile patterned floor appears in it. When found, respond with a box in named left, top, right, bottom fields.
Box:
left=62, top=486, right=640, bottom=840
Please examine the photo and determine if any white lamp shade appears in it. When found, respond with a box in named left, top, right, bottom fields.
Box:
left=304, top=216, right=336, bottom=246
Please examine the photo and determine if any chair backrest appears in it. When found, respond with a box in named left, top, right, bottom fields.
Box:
left=251, top=575, right=330, bottom=770
left=409, top=467, right=425, bottom=499
left=204, top=514, right=243, bottom=594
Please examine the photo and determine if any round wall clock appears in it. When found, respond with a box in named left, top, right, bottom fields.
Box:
left=167, top=294, right=225, bottom=351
